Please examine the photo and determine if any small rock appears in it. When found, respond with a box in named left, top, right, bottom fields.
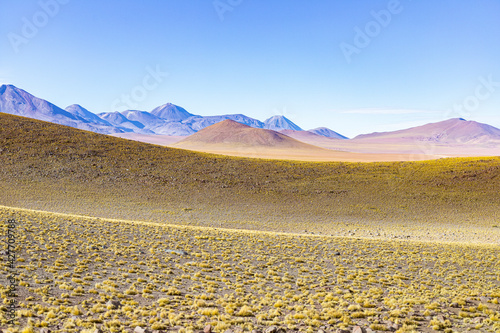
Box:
left=335, top=329, right=350, bottom=333
left=352, top=326, right=366, bottom=333
left=450, top=302, right=459, bottom=308
left=276, top=329, right=286, bottom=333
left=318, top=330, right=325, bottom=333
left=480, top=296, right=489, bottom=303
left=473, top=317, right=484, bottom=323
left=250, top=330, right=262, bottom=333
left=40, top=329, right=51, bottom=333
left=134, top=327, right=151, bottom=333
left=334, top=252, right=341, bottom=256
left=264, top=326, right=278, bottom=333
left=165, top=249, right=189, bottom=255
left=436, top=314, right=445, bottom=322
left=106, top=299, right=122, bottom=309
left=223, top=330, right=233, bottom=333
left=204, top=324, right=212, bottom=333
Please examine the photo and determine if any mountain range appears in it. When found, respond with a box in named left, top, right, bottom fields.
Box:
left=0, top=84, right=339, bottom=137
left=1, top=84, right=500, bottom=152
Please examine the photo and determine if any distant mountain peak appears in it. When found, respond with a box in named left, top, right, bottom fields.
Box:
left=308, top=127, right=348, bottom=139
left=264, top=115, right=302, bottom=131
left=150, top=103, right=194, bottom=121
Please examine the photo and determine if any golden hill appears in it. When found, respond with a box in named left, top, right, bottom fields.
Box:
left=1, top=112, right=500, bottom=243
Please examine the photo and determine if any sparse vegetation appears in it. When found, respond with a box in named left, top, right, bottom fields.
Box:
left=1, top=207, right=499, bottom=331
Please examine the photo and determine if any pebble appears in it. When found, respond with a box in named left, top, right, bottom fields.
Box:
left=352, top=326, right=366, bottom=333
left=106, top=299, right=122, bottom=309
left=264, top=326, right=278, bottom=333
left=165, top=249, right=189, bottom=255
left=134, top=327, right=151, bottom=333
left=334, top=329, right=350, bottom=333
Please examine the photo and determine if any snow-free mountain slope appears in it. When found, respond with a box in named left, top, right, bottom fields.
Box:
left=98, top=111, right=154, bottom=134
left=150, top=103, right=195, bottom=121
left=65, top=104, right=112, bottom=126
left=263, top=115, right=302, bottom=131
left=121, top=110, right=166, bottom=128
left=308, top=127, right=348, bottom=139
left=149, top=122, right=196, bottom=136
left=354, top=118, right=500, bottom=144
left=183, top=114, right=264, bottom=131
left=0, top=85, right=122, bottom=134
left=1, top=84, right=78, bottom=122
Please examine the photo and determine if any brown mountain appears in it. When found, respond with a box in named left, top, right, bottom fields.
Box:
left=173, top=119, right=324, bottom=150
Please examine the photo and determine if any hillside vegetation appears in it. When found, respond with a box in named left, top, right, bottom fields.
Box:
left=0, top=113, right=500, bottom=243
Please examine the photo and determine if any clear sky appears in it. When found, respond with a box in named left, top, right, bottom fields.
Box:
left=1, top=0, right=499, bottom=137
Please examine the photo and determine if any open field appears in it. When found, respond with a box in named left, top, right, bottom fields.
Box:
left=1, top=206, right=500, bottom=332
left=1, top=113, right=500, bottom=245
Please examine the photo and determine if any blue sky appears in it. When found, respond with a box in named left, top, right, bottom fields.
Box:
left=1, top=0, right=500, bottom=137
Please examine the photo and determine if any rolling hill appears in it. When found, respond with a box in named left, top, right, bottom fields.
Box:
left=1, top=112, right=500, bottom=244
